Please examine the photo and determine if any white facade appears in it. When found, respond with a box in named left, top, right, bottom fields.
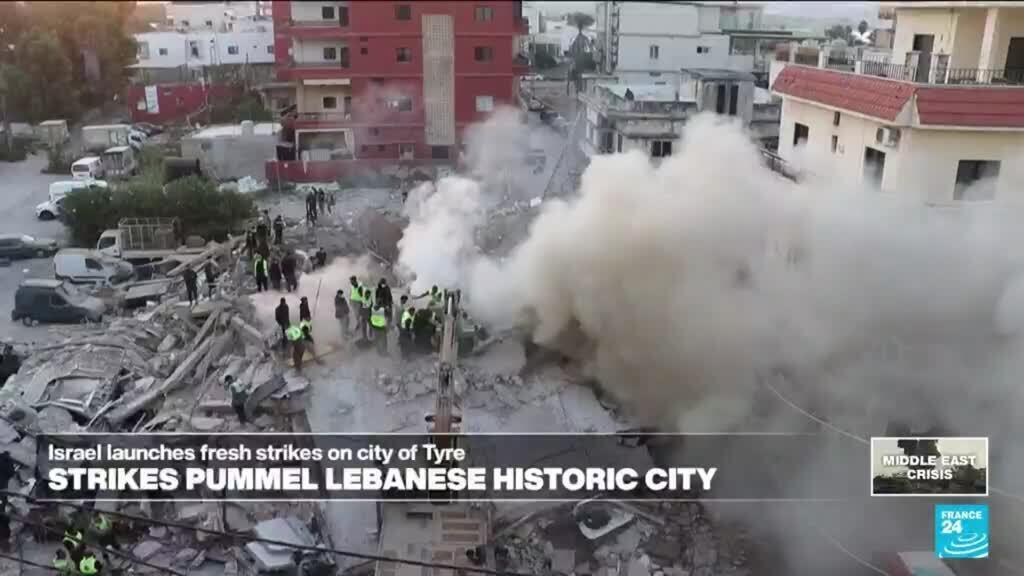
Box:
left=166, top=2, right=263, bottom=32
left=778, top=97, right=1024, bottom=203
left=291, top=38, right=350, bottom=67
left=133, top=29, right=275, bottom=69
left=596, top=1, right=761, bottom=78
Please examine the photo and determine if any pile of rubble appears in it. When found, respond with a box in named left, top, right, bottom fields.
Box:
left=496, top=501, right=751, bottom=576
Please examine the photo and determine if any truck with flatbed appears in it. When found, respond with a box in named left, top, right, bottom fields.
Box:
left=96, top=217, right=205, bottom=265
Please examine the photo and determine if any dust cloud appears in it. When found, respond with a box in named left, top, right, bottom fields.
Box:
left=397, top=111, right=1024, bottom=570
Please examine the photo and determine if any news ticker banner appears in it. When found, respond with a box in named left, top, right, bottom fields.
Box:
left=39, top=432, right=879, bottom=501
left=36, top=433, right=989, bottom=501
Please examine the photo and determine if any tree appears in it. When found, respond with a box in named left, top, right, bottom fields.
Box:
left=858, top=20, right=869, bottom=35
left=566, top=12, right=595, bottom=32
left=7, top=29, right=79, bottom=123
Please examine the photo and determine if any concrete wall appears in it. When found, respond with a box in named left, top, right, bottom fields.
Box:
left=135, top=30, right=275, bottom=68
left=297, top=84, right=352, bottom=114
left=951, top=8, right=987, bottom=69
left=181, top=130, right=280, bottom=180
left=616, top=34, right=732, bottom=74
left=618, top=3, right=702, bottom=36
left=778, top=97, right=907, bottom=194
left=167, top=2, right=261, bottom=31
left=892, top=8, right=958, bottom=67
left=893, top=6, right=1024, bottom=70
left=290, top=1, right=346, bottom=23
left=293, top=38, right=348, bottom=65
left=777, top=97, right=1024, bottom=203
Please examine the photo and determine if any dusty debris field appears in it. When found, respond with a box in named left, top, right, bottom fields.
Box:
left=0, top=184, right=769, bottom=576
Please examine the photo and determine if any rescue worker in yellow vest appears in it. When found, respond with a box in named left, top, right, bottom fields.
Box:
left=63, top=526, right=84, bottom=563
left=91, top=511, right=119, bottom=556
left=79, top=550, right=101, bottom=576
left=253, top=254, right=268, bottom=292
left=52, top=549, right=73, bottom=576
left=414, top=286, right=442, bottom=311
left=359, top=287, right=373, bottom=341
left=287, top=324, right=305, bottom=372
left=348, top=277, right=363, bottom=335
left=370, top=304, right=388, bottom=355
left=399, top=306, right=415, bottom=356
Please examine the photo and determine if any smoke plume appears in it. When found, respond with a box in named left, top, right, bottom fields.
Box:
left=397, top=111, right=1024, bottom=569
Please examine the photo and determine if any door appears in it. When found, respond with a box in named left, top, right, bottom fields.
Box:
left=1006, top=37, right=1024, bottom=83
left=47, top=292, right=72, bottom=322
left=84, top=258, right=106, bottom=283
left=912, top=34, right=934, bottom=82
left=864, top=147, right=887, bottom=189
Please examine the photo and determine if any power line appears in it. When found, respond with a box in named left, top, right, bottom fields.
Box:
left=1, top=491, right=534, bottom=576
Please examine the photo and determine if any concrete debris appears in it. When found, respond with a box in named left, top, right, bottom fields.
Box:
left=148, top=526, right=168, bottom=539
left=132, top=541, right=164, bottom=561
left=246, top=517, right=317, bottom=572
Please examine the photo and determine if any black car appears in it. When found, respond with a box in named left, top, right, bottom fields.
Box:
left=12, top=279, right=105, bottom=326
left=0, top=234, right=59, bottom=260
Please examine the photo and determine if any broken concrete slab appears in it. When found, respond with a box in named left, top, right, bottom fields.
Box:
left=132, top=541, right=163, bottom=561
left=172, top=548, right=200, bottom=567
left=550, top=549, right=576, bottom=574
left=156, top=334, right=179, bottom=354
left=0, top=420, right=18, bottom=444
left=178, top=502, right=215, bottom=523
left=245, top=517, right=316, bottom=572
left=189, top=416, right=225, bottom=432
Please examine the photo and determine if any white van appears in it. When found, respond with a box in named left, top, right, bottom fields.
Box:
left=53, top=249, right=133, bottom=285
left=36, top=180, right=108, bottom=220
left=71, top=156, right=105, bottom=181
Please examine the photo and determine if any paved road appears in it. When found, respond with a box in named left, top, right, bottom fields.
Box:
left=0, top=152, right=76, bottom=345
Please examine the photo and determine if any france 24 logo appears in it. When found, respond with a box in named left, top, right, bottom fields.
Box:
left=935, top=504, right=988, bottom=559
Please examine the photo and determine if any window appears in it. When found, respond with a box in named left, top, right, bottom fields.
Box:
left=475, top=6, right=493, bottom=22
left=267, top=45, right=274, bottom=54
left=395, top=4, right=411, bottom=20
left=649, top=44, right=659, bottom=59
left=697, top=46, right=710, bottom=54
left=360, top=47, right=368, bottom=55
left=954, top=160, right=1001, bottom=201
left=649, top=72, right=661, bottom=78
left=831, top=135, right=838, bottom=153
left=227, top=45, right=239, bottom=55
left=716, top=84, right=726, bottom=114
left=344, top=95, right=352, bottom=113
left=322, top=5, right=335, bottom=19
left=399, top=143, right=415, bottom=159
left=136, top=98, right=146, bottom=111
left=159, top=47, right=168, bottom=56
left=339, top=46, right=350, bottom=67
left=137, top=42, right=150, bottom=59
left=50, top=294, right=67, bottom=307
left=474, top=46, right=494, bottom=62
left=181, top=19, right=190, bottom=27
left=396, top=47, right=412, bottom=62
left=205, top=19, right=213, bottom=27
left=728, top=84, right=738, bottom=116
left=371, top=128, right=380, bottom=136
left=386, top=97, right=412, bottom=112
left=323, top=96, right=338, bottom=110
left=833, top=111, right=841, bottom=126
left=652, top=140, right=673, bottom=158
left=85, top=258, right=103, bottom=271
left=617, top=134, right=622, bottom=153
left=339, top=6, right=349, bottom=26
left=864, top=147, right=886, bottom=189
left=323, top=46, right=338, bottom=60
left=793, top=122, right=809, bottom=147
left=431, top=146, right=450, bottom=159
left=189, top=41, right=200, bottom=58
left=377, top=145, right=386, bottom=152
left=475, top=95, right=494, bottom=112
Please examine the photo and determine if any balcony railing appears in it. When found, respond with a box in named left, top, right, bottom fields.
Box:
left=290, top=59, right=350, bottom=69
left=295, top=112, right=352, bottom=122
left=858, top=60, right=1024, bottom=86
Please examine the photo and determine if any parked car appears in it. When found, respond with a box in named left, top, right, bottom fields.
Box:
left=36, top=180, right=108, bottom=220
left=54, top=249, right=134, bottom=285
left=71, top=156, right=105, bottom=180
left=0, top=234, right=59, bottom=260
left=521, top=74, right=545, bottom=82
left=11, top=279, right=104, bottom=326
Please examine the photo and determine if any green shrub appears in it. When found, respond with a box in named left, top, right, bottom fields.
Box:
left=62, top=175, right=256, bottom=247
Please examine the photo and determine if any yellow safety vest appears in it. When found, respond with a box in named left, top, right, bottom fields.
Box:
left=254, top=257, right=265, bottom=275
left=370, top=307, right=387, bottom=328
left=93, top=514, right=111, bottom=534
left=79, top=556, right=98, bottom=575
left=401, top=309, right=413, bottom=328
left=430, top=290, right=442, bottom=307
left=299, top=320, right=312, bottom=331
left=286, top=325, right=303, bottom=341
left=63, top=529, right=82, bottom=549
left=53, top=557, right=69, bottom=572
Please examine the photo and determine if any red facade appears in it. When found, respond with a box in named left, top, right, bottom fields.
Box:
left=270, top=0, right=528, bottom=181
left=125, top=83, right=241, bottom=124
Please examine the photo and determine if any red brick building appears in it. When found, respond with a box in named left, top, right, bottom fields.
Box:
left=268, top=1, right=529, bottom=182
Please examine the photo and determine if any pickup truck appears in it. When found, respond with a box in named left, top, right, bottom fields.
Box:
left=95, top=217, right=204, bottom=265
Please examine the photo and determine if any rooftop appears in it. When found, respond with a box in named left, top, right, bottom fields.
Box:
left=190, top=122, right=281, bottom=138
left=683, top=68, right=757, bottom=82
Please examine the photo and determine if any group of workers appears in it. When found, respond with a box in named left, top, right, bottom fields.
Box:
left=54, top=511, right=117, bottom=576
left=305, top=188, right=335, bottom=225
left=181, top=261, right=220, bottom=307
left=275, top=295, right=316, bottom=373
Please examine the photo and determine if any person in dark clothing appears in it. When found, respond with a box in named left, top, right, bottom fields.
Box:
left=204, top=261, right=218, bottom=298
left=0, top=346, right=21, bottom=387
left=183, top=268, right=198, bottom=305
left=245, top=229, right=256, bottom=258
left=299, top=296, right=311, bottom=323
left=413, top=308, right=435, bottom=353
left=375, top=279, right=393, bottom=320
left=315, top=247, right=327, bottom=269
left=226, top=375, right=247, bottom=424
left=269, top=258, right=283, bottom=291
left=275, top=298, right=290, bottom=348
left=256, top=219, right=269, bottom=247
left=334, top=290, right=349, bottom=337
left=281, top=252, right=297, bottom=292
left=273, top=215, right=285, bottom=245
left=254, top=254, right=268, bottom=292
left=327, top=190, right=336, bottom=214
left=258, top=238, right=270, bottom=261
left=0, top=452, right=15, bottom=505
left=317, top=188, right=326, bottom=215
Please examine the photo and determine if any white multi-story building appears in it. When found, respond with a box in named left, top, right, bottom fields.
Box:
left=594, top=1, right=763, bottom=83
left=166, top=1, right=264, bottom=32
left=134, top=29, right=276, bottom=69
left=771, top=1, right=1024, bottom=204
left=579, top=68, right=780, bottom=159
